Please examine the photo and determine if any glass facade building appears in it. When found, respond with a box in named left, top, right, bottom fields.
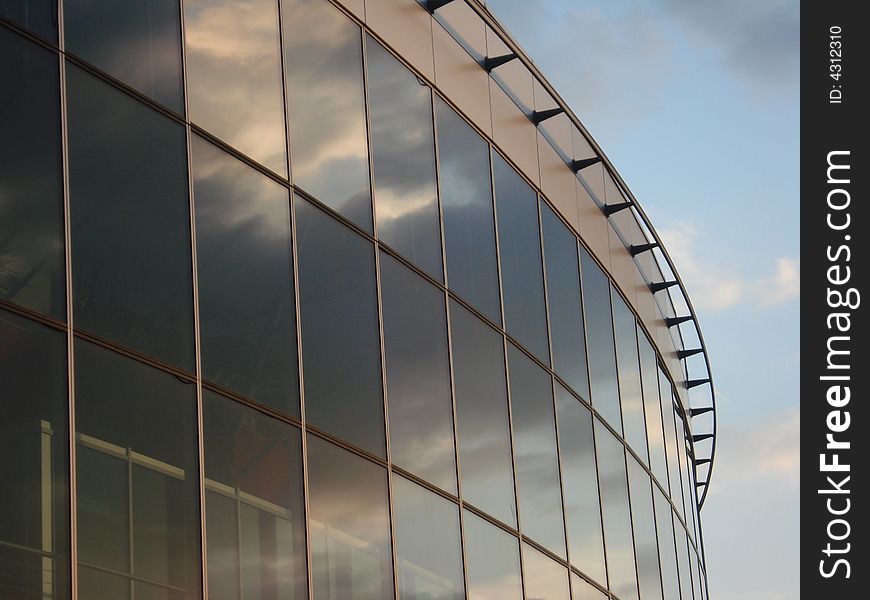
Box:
left=0, top=1, right=716, bottom=600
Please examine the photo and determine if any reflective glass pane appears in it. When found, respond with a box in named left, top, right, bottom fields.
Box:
left=67, top=65, right=194, bottom=371
left=639, top=330, right=668, bottom=488
left=654, top=488, right=680, bottom=600
left=676, top=412, right=695, bottom=538
left=494, top=153, right=548, bottom=361
left=0, top=310, right=69, bottom=600
left=436, top=99, right=500, bottom=323
left=612, top=290, right=647, bottom=462
left=283, top=0, right=371, bottom=230
left=570, top=574, right=607, bottom=600
left=381, top=253, right=456, bottom=493
left=521, top=544, right=569, bottom=600
left=463, top=511, right=522, bottom=600
left=65, top=0, right=183, bottom=112
left=554, top=384, right=605, bottom=584
left=185, top=0, right=287, bottom=175
left=1, top=0, right=56, bottom=40
left=579, top=248, right=621, bottom=433
left=674, top=523, right=693, bottom=600
left=307, top=436, right=394, bottom=600
left=0, top=29, right=64, bottom=319
left=367, top=38, right=441, bottom=280
left=508, top=345, right=565, bottom=557
left=594, top=420, right=638, bottom=600
left=541, top=204, right=589, bottom=400
left=659, top=371, right=683, bottom=516
left=296, top=198, right=384, bottom=457
left=628, top=457, right=663, bottom=600
left=203, top=391, right=307, bottom=600
left=690, top=548, right=702, bottom=600
left=449, top=300, right=515, bottom=526
left=192, top=135, right=299, bottom=416
left=393, top=476, right=464, bottom=600
left=75, top=339, right=200, bottom=598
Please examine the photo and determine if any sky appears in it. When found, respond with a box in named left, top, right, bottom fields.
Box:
left=483, top=1, right=800, bottom=599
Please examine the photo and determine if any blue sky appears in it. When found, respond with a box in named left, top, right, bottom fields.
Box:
left=484, top=1, right=800, bottom=599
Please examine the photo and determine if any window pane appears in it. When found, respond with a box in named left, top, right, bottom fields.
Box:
left=393, top=476, right=464, bottom=600
left=570, top=574, right=607, bottom=600
left=579, top=248, right=621, bottom=433
left=659, top=371, right=683, bottom=516
left=521, top=544, right=569, bottom=600
left=367, top=38, right=441, bottom=280
left=494, top=154, right=548, bottom=362
left=627, top=457, right=663, bottom=600
left=307, top=436, right=394, bottom=600
left=554, top=384, right=605, bottom=585
left=75, top=339, right=200, bottom=598
left=185, top=0, right=287, bottom=175
left=594, top=420, right=638, bottom=600
left=67, top=65, right=194, bottom=371
left=192, top=135, right=299, bottom=416
left=203, top=391, right=307, bottom=600
left=654, top=487, right=680, bottom=600
left=449, top=300, right=515, bottom=526
left=1, top=0, right=56, bottom=40
left=436, top=99, right=500, bottom=323
left=0, top=29, right=64, bottom=319
left=65, top=0, right=183, bottom=112
left=463, top=511, right=522, bottom=600
left=296, top=199, right=384, bottom=456
left=541, top=204, right=588, bottom=400
left=283, top=0, right=371, bottom=231
left=674, top=522, right=693, bottom=600
left=508, top=345, right=565, bottom=557
left=639, top=330, right=668, bottom=489
left=612, top=290, right=648, bottom=462
left=381, top=253, right=456, bottom=493
left=0, top=310, right=69, bottom=600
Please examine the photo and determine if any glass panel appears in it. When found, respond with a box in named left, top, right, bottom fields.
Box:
left=307, top=436, right=394, bottom=600
left=570, top=574, right=607, bottom=600
left=0, top=310, right=69, bottom=600
left=203, top=391, right=307, bottom=600
left=436, top=98, right=500, bottom=324
left=507, top=345, right=565, bottom=557
left=676, top=412, right=695, bottom=539
left=594, top=420, right=638, bottom=600
left=463, top=511, right=522, bottom=600
left=521, top=544, right=569, bottom=600
left=75, top=339, right=200, bottom=598
left=184, top=0, right=287, bottom=175
left=0, top=0, right=56, bottom=40
left=380, top=253, right=456, bottom=493
left=541, top=204, right=589, bottom=400
left=674, top=524, right=693, bottom=600
left=192, top=135, right=299, bottom=416
left=639, top=330, right=668, bottom=488
left=494, top=153, right=548, bottom=362
left=393, top=476, right=464, bottom=600
left=296, top=198, right=384, bottom=457
left=579, top=247, right=621, bottom=433
left=612, top=289, right=648, bottom=462
left=449, top=300, right=515, bottom=527
left=65, top=0, right=183, bottom=112
left=367, top=37, right=441, bottom=280
left=690, top=548, right=702, bottom=600
left=66, top=64, right=194, bottom=371
left=0, top=29, right=64, bottom=319
left=659, top=372, right=683, bottom=517
left=282, top=0, right=371, bottom=231
left=627, top=457, right=663, bottom=600
left=653, top=487, right=680, bottom=600
left=554, top=384, right=605, bottom=585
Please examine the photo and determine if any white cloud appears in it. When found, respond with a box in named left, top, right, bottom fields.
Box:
left=757, top=257, right=800, bottom=307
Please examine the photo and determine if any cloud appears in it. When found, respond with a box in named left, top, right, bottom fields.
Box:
left=757, top=257, right=800, bottom=306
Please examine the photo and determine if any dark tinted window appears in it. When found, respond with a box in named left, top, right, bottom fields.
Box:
left=450, top=300, right=516, bottom=526
left=192, top=135, right=298, bottom=416
left=0, top=0, right=56, bottom=40
left=508, top=345, right=565, bottom=557
left=203, top=391, right=307, bottom=599
left=579, top=247, right=621, bottom=433
left=75, top=339, right=201, bottom=598
left=296, top=199, right=384, bottom=456
left=541, top=204, right=589, bottom=399
left=380, top=253, right=456, bottom=493
left=639, top=330, right=668, bottom=488
left=0, top=310, right=69, bottom=599
left=307, top=436, right=394, bottom=600
left=65, top=0, right=183, bottom=112
left=612, top=289, right=647, bottom=462
left=522, top=543, right=570, bottom=600
left=185, top=0, right=287, bottom=175
left=67, top=65, right=194, bottom=371
left=367, top=38, right=442, bottom=280
left=0, top=29, right=64, bottom=319
left=283, top=0, right=371, bottom=230
left=463, top=510, right=522, bottom=600
left=436, top=99, right=500, bottom=323
left=628, top=457, right=663, bottom=600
